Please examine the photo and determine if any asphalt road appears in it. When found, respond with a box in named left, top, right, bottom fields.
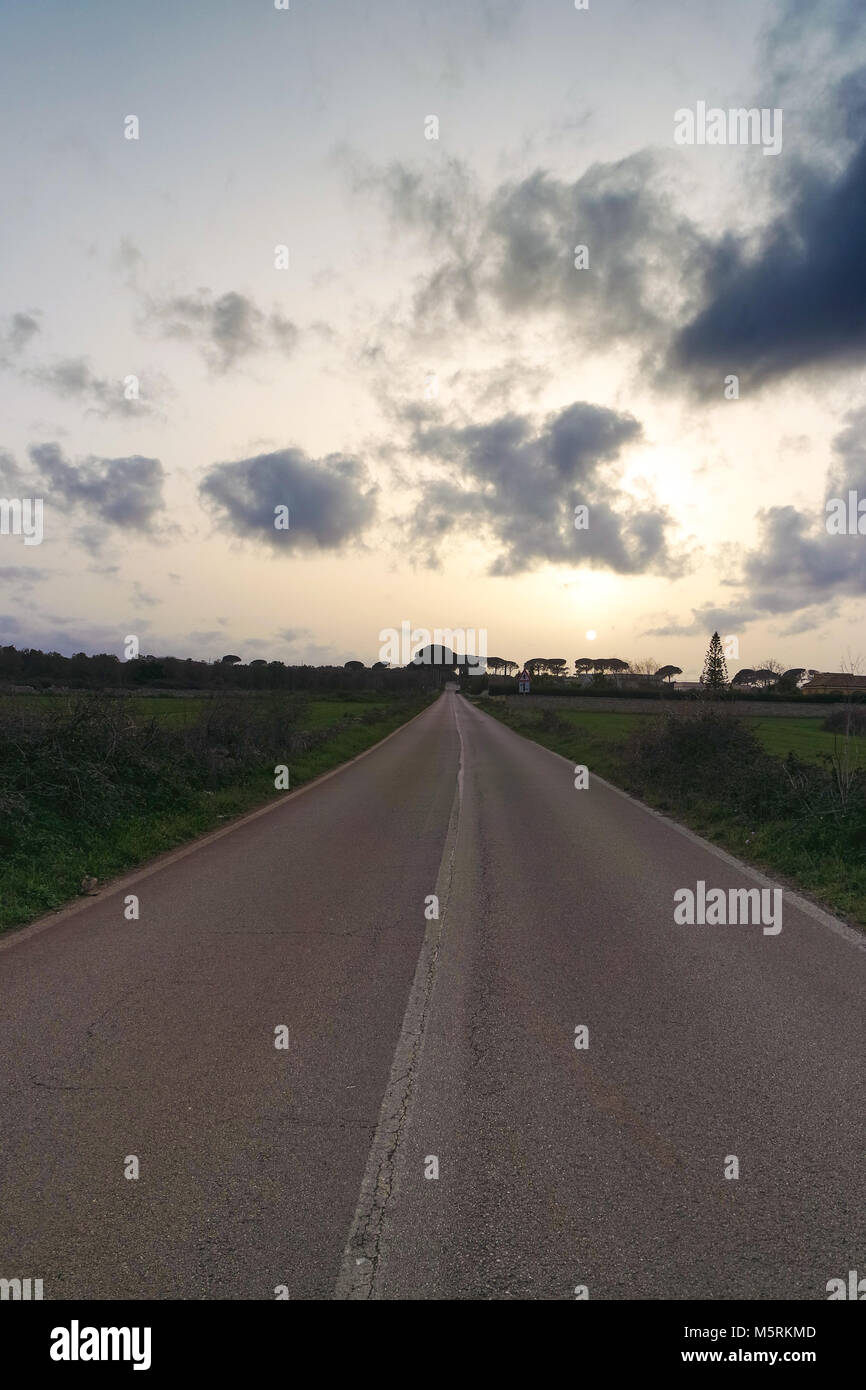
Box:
left=1, top=690, right=864, bottom=1300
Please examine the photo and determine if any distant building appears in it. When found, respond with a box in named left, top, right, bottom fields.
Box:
left=802, top=673, right=866, bottom=695
left=517, top=668, right=531, bottom=694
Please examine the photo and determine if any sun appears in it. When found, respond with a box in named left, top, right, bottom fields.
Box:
left=585, top=629, right=596, bottom=641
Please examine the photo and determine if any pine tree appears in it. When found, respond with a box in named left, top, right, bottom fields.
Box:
left=700, top=631, right=729, bottom=693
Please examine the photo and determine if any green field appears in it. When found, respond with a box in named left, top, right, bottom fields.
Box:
left=487, top=705, right=865, bottom=767
left=0, top=691, right=393, bottom=729
left=747, top=716, right=866, bottom=764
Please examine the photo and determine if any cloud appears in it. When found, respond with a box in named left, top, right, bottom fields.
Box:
left=22, top=356, right=161, bottom=417
left=643, top=604, right=759, bottom=639
left=26, top=443, right=168, bottom=535
left=112, top=237, right=145, bottom=284
left=0, top=305, right=165, bottom=416
left=356, top=83, right=866, bottom=394
left=729, top=408, right=866, bottom=616
left=350, top=151, right=710, bottom=356
left=144, top=289, right=299, bottom=372
left=401, top=399, right=682, bottom=576
left=645, top=408, right=866, bottom=634
left=0, top=449, right=25, bottom=489
left=0, top=566, right=50, bottom=592
left=130, top=581, right=160, bottom=608
left=1, top=311, right=40, bottom=358
left=671, top=134, right=866, bottom=386
left=199, top=447, right=378, bottom=551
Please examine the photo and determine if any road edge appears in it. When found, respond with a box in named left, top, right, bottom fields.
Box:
left=0, top=693, right=441, bottom=954
left=464, top=695, right=865, bottom=953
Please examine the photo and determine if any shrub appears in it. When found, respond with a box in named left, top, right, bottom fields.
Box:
left=823, top=706, right=866, bottom=736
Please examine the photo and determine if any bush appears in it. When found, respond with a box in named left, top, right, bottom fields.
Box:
left=624, top=708, right=787, bottom=817
left=822, top=706, right=866, bottom=735
left=0, top=694, right=321, bottom=856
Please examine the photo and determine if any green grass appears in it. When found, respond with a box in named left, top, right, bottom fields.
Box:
left=0, top=691, right=436, bottom=933
left=746, top=716, right=865, bottom=764
left=0, top=691, right=394, bottom=728
left=490, top=704, right=865, bottom=767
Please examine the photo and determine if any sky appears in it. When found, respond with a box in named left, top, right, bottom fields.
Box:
left=1, top=0, right=865, bottom=678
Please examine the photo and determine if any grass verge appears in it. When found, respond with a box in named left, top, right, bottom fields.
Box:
left=0, top=690, right=436, bottom=933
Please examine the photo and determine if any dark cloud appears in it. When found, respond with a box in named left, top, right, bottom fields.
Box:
left=199, top=447, right=377, bottom=551
left=144, top=289, right=299, bottom=372
left=402, top=400, right=682, bottom=577
left=671, top=134, right=866, bottom=386
left=27, top=443, right=167, bottom=533
left=356, top=64, right=866, bottom=392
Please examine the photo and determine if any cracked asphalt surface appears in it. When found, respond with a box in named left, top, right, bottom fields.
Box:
left=1, top=690, right=864, bottom=1300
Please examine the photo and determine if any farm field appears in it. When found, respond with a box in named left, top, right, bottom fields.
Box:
left=0, top=690, right=392, bottom=728
left=483, top=704, right=866, bottom=766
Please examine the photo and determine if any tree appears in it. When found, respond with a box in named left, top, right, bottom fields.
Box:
left=411, top=644, right=455, bottom=668
left=777, top=668, right=805, bottom=691
left=221, top=654, right=242, bottom=665
left=657, top=664, right=682, bottom=684
left=548, top=658, right=568, bottom=676
left=731, top=668, right=757, bottom=688
left=753, top=667, right=779, bottom=689
left=344, top=660, right=365, bottom=670
left=630, top=657, right=658, bottom=676
left=700, top=632, right=729, bottom=692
